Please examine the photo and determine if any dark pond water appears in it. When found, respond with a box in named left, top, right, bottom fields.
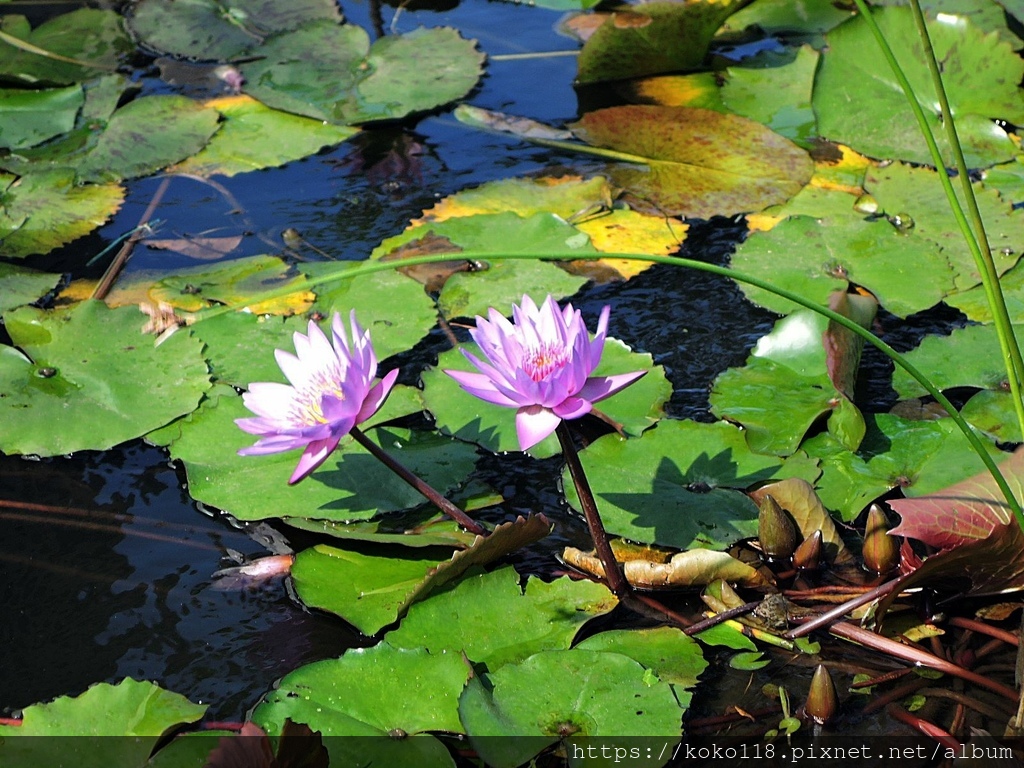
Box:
left=0, top=0, right=1005, bottom=745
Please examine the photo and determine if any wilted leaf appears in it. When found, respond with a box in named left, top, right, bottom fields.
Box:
left=562, top=546, right=769, bottom=588
left=145, top=234, right=242, bottom=261
left=571, top=106, right=813, bottom=218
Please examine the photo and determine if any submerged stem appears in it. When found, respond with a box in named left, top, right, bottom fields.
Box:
left=556, top=421, right=631, bottom=597
left=348, top=426, right=487, bottom=536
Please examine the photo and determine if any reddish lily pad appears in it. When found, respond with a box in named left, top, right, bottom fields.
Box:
left=570, top=106, right=813, bottom=218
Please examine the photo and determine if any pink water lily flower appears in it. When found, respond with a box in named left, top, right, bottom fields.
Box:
left=236, top=311, right=398, bottom=484
left=446, top=295, right=646, bottom=451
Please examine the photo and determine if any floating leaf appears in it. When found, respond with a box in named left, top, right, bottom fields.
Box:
left=575, top=627, right=707, bottom=693
left=459, top=650, right=682, bottom=768
left=709, top=305, right=871, bottom=456
left=805, top=413, right=1003, bottom=521
left=128, top=0, right=341, bottom=59
left=144, top=234, right=242, bottom=262
left=148, top=254, right=313, bottom=314
left=253, top=644, right=467, bottom=768
left=563, top=546, right=769, bottom=588
left=0, top=679, right=205, bottom=768
left=892, top=323, right=1024, bottom=398
left=576, top=0, right=749, bottom=84
left=375, top=211, right=592, bottom=319
left=293, top=519, right=554, bottom=635
left=171, top=95, right=358, bottom=177
left=865, top=162, right=1024, bottom=290
left=731, top=215, right=955, bottom=317
left=961, top=389, right=1021, bottom=443
left=566, top=419, right=819, bottom=550
left=721, top=0, right=854, bottom=35
left=423, top=337, right=669, bottom=459
left=168, top=391, right=477, bottom=521
left=0, top=9, right=131, bottom=85
left=241, top=23, right=483, bottom=125
left=570, top=106, right=813, bottom=218
left=621, top=72, right=726, bottom=111
left=416, top=175, right=684, bottom=279
left=0, top=301, right=210, bottom=456
left=0, top=170, right=124, bottom=258
left=0, top=262, right=60, bottom=312
left=946, top=258, right=1024, bottom=322
left=0, top=85, right=83, bottom=150
left=813, top=7, right=1024, bottom=167
left=3, top=95, right=221, bottom=183
left=720, top=45, right=819, bottom=146
left=386, top=566, right=616, bottom=669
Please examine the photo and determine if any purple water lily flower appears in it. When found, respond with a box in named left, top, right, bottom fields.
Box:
left=236, top=310, right=398, bottom=484
left=446, top=295, right=646, bottom=451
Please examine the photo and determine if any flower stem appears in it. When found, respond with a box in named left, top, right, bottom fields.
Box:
left=348, top=426, right=487, bottom=536
left=556, top=421, right=631, bottom=597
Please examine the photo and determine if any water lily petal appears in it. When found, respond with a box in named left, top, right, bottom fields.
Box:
left=289, top=435, right=341, bottom=484
left=516, top=404, right=561, bottom=451
left=578, top=370, right=647, bottom=403
left=356, top=367, right=399, bottom=423
left=553, top=395, right=592, bottom=421
left=445, top=368, right=523, bottom=407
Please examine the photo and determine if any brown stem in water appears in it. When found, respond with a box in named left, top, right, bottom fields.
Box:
left=786, top=577, right=903, bottom=639
left=93, top=176, right=171, bottom=301
left=556, top=421, right=630, bottom=597
left=948, top=616, right=1019, bottom=647
left=886, top=703, right=961, bottom=752
left=349, top=426, right=486, bottom=536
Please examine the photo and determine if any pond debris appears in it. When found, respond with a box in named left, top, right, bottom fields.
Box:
left=139, top=300, right=195, bottom=346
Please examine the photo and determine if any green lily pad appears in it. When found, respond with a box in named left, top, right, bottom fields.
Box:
left=721, top=0, right=854, bottom=36
left=570, top=106, right=813, bottom=219
left=576, top=0, right=748, bottom=84
left=128, top=0, right=341, bottom=60
left=709, top=309, right=869, bottom=456
left=2, top=95, right=221, bottom=183
left=0, top=9, right=132, bottom=85
left=575, top=626, right=707, bottom=704
left=293, top=517, right=552, bottom=635
left=0, top=85, right=83, bottom=150
left=253, top=644, right=467, bottom=768
left=876, top=0, right=1023, bottom=46
left=892, top=323, right=1024, bottom=398
left=168, top=391, right=478, bottom=521
left=240, top=22, right=483, bottom=125
left=946, top=257, right=1024, bottom=322
left=0, top=300, right=210, bottom=456
left=0, top=679, right=205, bottom=768
left=0, top=262, right=60, bottom=312
left=720, top=45, right=818, bottom=146
left=813, top=7, right=1024, bottom=167
left=731, top=215, right=955, bottom=317
left=194, top=267, right=437, bottom=387
left=374, top=211, right=592, bottom=320
left=0, top=170, right=125, bottom=258
left=385, top=566, right=616, bottom=669
left=171, top=95, right=358, bottom=177
left=865, top=162, right=1024, bottom=291
left=422, top=338, right=669, bottom=459
left=566, top=419, right=819, bottom=550
left=459, top=650, right=682, bottom=768
left=805, top=413, right=1003, bottom=520
left=961, top=389, right=1022, bottom=443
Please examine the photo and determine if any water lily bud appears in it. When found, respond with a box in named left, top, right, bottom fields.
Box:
left=862, top=504, right=899, bottom=574
left=758, top=494, right=798, bottom=560
left=793, top=530, right=823, bottom=572
left=803, top=664, right=838, bottom=725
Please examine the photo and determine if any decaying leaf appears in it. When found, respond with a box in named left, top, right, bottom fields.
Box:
left=563, top=546, right=769, bottom=588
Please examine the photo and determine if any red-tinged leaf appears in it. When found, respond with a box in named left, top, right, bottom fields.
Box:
left=824, top=291, right=877, bottom=400
left=888, top=447, right=1024, bottom=551
left=203, top=720, right=328, bottom=768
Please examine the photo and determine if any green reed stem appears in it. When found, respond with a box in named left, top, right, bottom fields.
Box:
left=183, top=249, right=1024, bottom=528
left=851, top=0, right=1024, bottom=474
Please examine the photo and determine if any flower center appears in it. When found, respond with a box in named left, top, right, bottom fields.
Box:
left=523, top=342, right=570, bottom=382
left=291, top=366, right=345, bottom=425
